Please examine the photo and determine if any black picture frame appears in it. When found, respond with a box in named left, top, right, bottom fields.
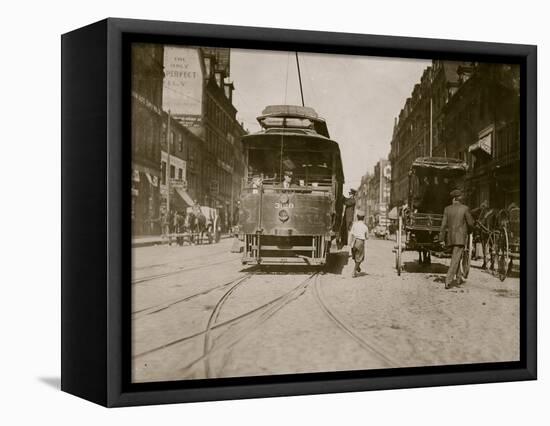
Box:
left=61, top=17, right=537, bottom=407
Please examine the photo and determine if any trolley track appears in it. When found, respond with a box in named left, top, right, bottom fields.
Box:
left=176, top=272, right=320, bottom=377
left=312, top=274, right=399, bottom=368
left=133, top=272, right=318, bottom=361
left=202, top=275, right=253, bottom=377
left=132, top=257, right=236, bottom=285
left=132, top=273, right=252, bottom=318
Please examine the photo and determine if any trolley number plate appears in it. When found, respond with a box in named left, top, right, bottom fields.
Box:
left=274, top=202, right=294, bottom=209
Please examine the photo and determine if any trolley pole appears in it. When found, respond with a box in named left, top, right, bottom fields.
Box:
left=295, top=52, right=305, bottom=107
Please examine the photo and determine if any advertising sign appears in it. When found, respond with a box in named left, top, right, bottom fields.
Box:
left=162, top=46, right=204, bottom=117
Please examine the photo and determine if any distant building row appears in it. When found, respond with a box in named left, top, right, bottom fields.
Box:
left=356, top=159, right=391, bottom=229
left=389, top=61, right=520, bottom=210
left=131, top=44, right=246, bottom=235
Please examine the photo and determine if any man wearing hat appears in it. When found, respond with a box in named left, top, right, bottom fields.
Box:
left=339, top=188, right=357, bottom=247
left=282, top=170, right=293, bottom=189
left=350, top=209, right=368, bottom=278
left=439, top=189, right=474, bottom=289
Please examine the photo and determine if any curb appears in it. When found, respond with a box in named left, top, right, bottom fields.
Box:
left=132, top=234, right=233, bottom=248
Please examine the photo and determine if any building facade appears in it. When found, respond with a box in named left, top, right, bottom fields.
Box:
left=131, top=43, right=165, bottom=235
left=162, top=46, right=246, bottom=231
left=159, top=113, right=204, bottom=213
left=389, top=61, right=520, bottom=210
left=361, top=159, right=392, bottom=228
left=434, top=62, right=520, bottom=208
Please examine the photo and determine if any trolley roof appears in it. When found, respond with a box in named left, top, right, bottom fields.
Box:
left=256, top=105, right=330, bottom=139
left=243, top=105, right=344, bottom=182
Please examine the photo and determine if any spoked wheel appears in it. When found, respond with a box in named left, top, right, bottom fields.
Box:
left=395, top=215, right=403, bottom=276
left=487, top=232, right=496, bottom=272
left=395, top=249, right=402, bottom=276
left=461, top=233, right=473, bottom=279
left=497, top=228, right=510, bottom=282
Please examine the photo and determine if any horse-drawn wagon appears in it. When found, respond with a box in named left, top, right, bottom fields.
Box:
left=394, top=157, right=470, bottom=276
left=185, top=205, right=221, bottom=244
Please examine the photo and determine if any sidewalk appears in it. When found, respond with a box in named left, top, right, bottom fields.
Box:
left=132, top=233, right=232, bottom=248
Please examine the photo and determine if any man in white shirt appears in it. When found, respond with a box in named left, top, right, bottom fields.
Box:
left=349, top=210, right=369, bottom=278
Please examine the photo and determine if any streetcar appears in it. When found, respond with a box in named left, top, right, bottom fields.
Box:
left=239, top=105, right=345, bottom=265
left=394, top=157, right=469, bottom=275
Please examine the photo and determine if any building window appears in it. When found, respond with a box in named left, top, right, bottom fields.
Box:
left=170, top=131, right=176, bottom=153
left=161, top=161, right=167, bottom=185
left=170, top=165, right=175, bottom=179
left=178, top=134, right=184, bottom=152
left=178, top=168, right=183, bottom=180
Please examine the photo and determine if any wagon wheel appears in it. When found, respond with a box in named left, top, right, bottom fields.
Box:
left=487, top=232, right=496, bottom=272
left=497, top=227, right=510, bottom=281
left=395, top=215, right=403, bottom=276
left=395, top=249, right=402, bottom=276
left=461, top=233, right=472, bottom=279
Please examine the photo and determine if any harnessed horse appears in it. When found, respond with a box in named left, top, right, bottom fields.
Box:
left=472, top=204, right=514, bottom=273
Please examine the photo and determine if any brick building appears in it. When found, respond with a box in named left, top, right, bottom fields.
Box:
left=434, top=62, right=520, bottom=208
left=389, top=61, right=520, bottom=210
left=162, top=46, right=246, bottom=230
left=131, top=43, right=165, bottom=235
left=159, top=113, right=204, bottom=213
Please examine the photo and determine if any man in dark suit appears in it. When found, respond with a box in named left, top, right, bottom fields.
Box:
left=439, top=189, right=474, bottom=289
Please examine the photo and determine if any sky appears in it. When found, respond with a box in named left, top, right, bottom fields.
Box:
left=230, top=48, right=430, bottom=191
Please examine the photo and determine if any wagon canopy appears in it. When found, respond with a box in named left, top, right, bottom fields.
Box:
left=411, top=157, right=468, bottom=176
left=409, top=157, right=468, bottom=214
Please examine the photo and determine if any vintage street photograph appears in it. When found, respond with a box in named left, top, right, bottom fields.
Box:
left=130, top=43, right=520, bottom=383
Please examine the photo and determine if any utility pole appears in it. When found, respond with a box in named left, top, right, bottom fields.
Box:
left=429, top=97, right=433, bottom=156
left=166, top=110, right=171, bottom=219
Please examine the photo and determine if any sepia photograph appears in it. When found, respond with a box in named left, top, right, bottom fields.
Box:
left=130, top=43, right=521, bottom=383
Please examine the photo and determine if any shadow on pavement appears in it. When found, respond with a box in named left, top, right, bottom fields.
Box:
left=325, top=250, right=349, bottom=275
left=237, top=249, right=350, bottom=275
left=427, top=274, right=446, bottom=284
left=404, top=261, right=448, bottom=274
left=239, top=265, right=322, bottom=275
left=470, top=262, right=520, bottom=279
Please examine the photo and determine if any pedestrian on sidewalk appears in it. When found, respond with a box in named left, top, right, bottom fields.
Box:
left=350, top=209, right=368, bottom=278
left=160, top=210, right=169, bottom=239
left=439, top=189, right=474, bottom=289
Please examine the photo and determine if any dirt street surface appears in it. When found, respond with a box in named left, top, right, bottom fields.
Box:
left=132, top=237, right=519, bottom=383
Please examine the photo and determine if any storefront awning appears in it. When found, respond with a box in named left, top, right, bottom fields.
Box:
left=469, top=132, right=492, bottom=156
left=174, top=187, right=195, bottom=207
left=145, top=173, right=159, bottom=187
left=388, top=206, right=398, bottom=220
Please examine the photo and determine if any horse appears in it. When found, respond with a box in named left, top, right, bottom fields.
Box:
left=195, top=212, right=207, bottom=245
left=418, top=249, right=431, bottom=265
left=471, top=204, right=512, bottom=272
left=471, top=204, right=496, bottom=270
left=185, top=212, right=196, bottom=244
